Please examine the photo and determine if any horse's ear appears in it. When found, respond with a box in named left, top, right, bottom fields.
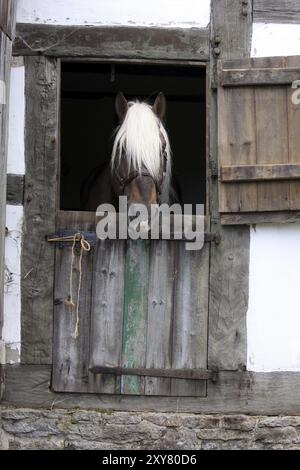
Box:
left=153, top=92, right=166, bottom=120
left=115, top=92, right=128, bottom=121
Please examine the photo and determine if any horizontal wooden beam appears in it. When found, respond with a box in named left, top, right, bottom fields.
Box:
left=13, top=23, right=209, bottom=61
left=4, top=364, right=300, bottom=414
left=221, top=67, right=300, bottom=86
left=6, top=174, right=24, bottom=205
left=254, top=0, right=300, bottom=24
left=221, top=211, right=300, bottom=225
left=221, top=164, right=300, bottom=182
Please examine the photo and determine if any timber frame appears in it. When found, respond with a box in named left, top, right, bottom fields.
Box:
left=5, top=0, right=298, bottom=414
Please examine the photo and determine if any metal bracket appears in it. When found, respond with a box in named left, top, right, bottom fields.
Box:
left=47, top=230, right=221, bottom=246
left=47, top=230, right=97, bottom=248
left=89, top=365, right=218, bottom=382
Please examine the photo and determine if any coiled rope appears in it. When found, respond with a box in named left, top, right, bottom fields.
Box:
left=48, top=232, right=91, bottom=338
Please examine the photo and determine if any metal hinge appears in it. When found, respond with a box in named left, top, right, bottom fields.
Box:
left=209, top=159, right=219, bottom=179
left=89, top=365, right=218, bottom=383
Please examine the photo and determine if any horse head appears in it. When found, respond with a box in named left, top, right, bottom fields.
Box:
left=111, top=92, right=172, bottom=211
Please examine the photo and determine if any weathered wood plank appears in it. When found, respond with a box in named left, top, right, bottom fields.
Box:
left=5, top=364, right=300, bottom=415
left=13, top=23, right=209, bottom=61
left=218, top=80, right=257, bottom=213
left=287, top=56, right=300, bottom=210
left=221, top=163, right=300, bottom=182
left=212, top=0, right=253, bottom=62
left=21, top=56, right=59, bottom=364
left=0, top=0, right=16, bottom=40
left=0, top=31, right=12, bottom=334
left=208, top=226, right=249, bottom=370
left=89, top=239, right=126, bottom=394
left=255, top=86, right=290, bottom=211
left=221, top=211, right=300, bottom=225
left=6, top=173, right=24, bottom=204
left=219, top=56, right=300, bottom=215
left=222, top=56, right=300, bottom=70
left=145, top=241, right=174, bottom=396
left=254, top=0, right=300, bottom=24
left=52, top=211, right=95, bottom=393
left=54, top=232, right=210, bottom=397
left=221, top=67, right=300, bottom=86
left=171, top=242, right=209, bottom=396
left=121, top=240, right=150, bottom=395
left=209, top=0, right=252, bottom=369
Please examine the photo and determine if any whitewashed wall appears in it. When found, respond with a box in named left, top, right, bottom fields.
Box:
left=247, top=23, right=300, bottom=372
left=3, top=205, right=22, bottom=363
left=252, top=23, right=300, bottom=58
left=16, top=0, right=210, bottom=28
left=247, top=224, right=300, bottom=372
left=3, top=61, right=25, bottom=363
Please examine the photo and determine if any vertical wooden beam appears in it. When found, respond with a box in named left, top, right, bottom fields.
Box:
left=0, top=0, right=16, bottom=40
left=21, top=57, right=59, bottom=364
left=208, top=0, right=253, bottom=370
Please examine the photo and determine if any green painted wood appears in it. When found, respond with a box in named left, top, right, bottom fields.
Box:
left=121, top=239, right=150, bottom=395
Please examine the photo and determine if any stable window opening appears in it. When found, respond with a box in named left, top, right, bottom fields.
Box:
left=60, top=61, right=207, bottom=214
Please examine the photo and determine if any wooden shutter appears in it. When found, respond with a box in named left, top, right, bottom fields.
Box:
left=218, top=56, right=300, bottom=224
left=52, top=211, right=210, bottom=396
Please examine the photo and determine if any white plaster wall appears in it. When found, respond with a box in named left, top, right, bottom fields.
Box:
left=17, top=0, right=211, bottom=28
left=247, top=224, right=300, bottom=371
left=3, top=62, right=25, bottom=363
left=3, top=205, right=23, bottom=362
left=7, top=63, right=25, bottom=175
left=248, top=22, right=300, bottom=372
left=252, top=23, right=300, bottom=57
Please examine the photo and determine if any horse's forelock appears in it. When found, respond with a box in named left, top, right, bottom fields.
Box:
left=111, top=101, right=171, bottom=191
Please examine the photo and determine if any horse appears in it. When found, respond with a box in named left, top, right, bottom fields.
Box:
left=81, top=92, right=178, bottom=212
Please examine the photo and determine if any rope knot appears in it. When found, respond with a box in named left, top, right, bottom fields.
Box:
left=64, top=232, right=91, bottom=338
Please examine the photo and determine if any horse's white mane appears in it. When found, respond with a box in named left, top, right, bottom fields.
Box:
left=111, top=100, right=172, bottom=201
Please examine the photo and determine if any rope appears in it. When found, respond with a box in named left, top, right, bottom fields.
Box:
left=48, top=233, right=91, bottom=338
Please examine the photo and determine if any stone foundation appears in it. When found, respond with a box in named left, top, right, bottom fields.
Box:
left=1, top=408, right=300, bottom=450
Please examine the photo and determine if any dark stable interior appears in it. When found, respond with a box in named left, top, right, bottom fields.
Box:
left=60, top=61, right=207, bottom=212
